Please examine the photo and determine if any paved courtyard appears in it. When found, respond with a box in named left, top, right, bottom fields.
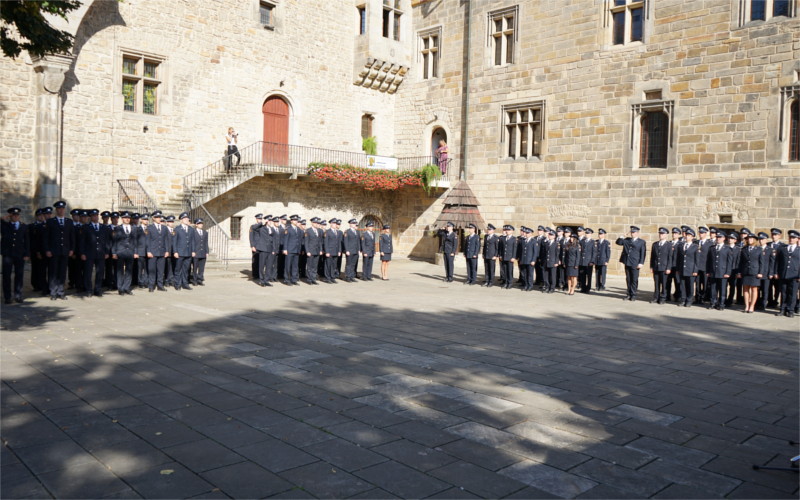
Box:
left=2, top=260, right=798, bottom=499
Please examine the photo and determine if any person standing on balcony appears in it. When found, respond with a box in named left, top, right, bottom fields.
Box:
left=226, top=127, right=241, bottom=170
left=435, top=139, right=448, bottom=175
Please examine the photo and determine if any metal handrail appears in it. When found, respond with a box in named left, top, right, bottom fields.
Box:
left=190, top=204, right=230, bottom=270
left=117, top=179, right=159, bottom=214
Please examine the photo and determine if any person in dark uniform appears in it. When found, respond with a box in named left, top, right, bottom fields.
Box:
left=694, top=227, right=712, bottom=304
left=277, top=214, right=288, bottom=280
left=79, top=209, right=110, bottom=297
left=45, top=201, right=76, bottom=300
left=706, top=231, right=734, bottom=310
left=650, top=227, right=673, bottom=304
left=724, top=232, right=742, bottom=307
left=379, top=224, right=393, bottom=280
left=163, top=215, right=176, bottom=287
left=334, top=219, right=344, bottom=279
left=594, top=229, right=611, bottom=291
left=144, top=210, right=169, bottom=292
left=756, top=232, right=772, bottom=311
left=441, top=221, right=457, bottom=282
left=67, top=208, right=82, bottom=291
left=766, top=228, right=784, bottom=308
left=136, top=214, right=150, bottom=288
left=562, top=233, right=581, bottom=295
left=738, top=232, right=768, bottom=313
left=249, top=214, right=263, bottom=281
left=675, top=228, right=702, bottom=307
left=281, top=215, right=303, bottom=285
left=616, top=225, right=647, bottom=301
left=173, top=212, right=194, bottom=290
left=191, top=218, right=209, bottom=285
left=343, top=218, right=361, bottom=282
left=775, top=229, right=800, bottom=318
left=517, top=227, right=535, bottom=291
left=269, top=216, right=282, bottom=282
left=542, top=229, right=560, bottom=293
left=482, top=224, right=499, bottom=287
left=554, top=227, right=566, bottom=290
left=323, top=218, right=341, bottom=284
left=360, top=221, right=376, bottom=281
left=111, top=211, right=139, bottom=295
left=515, top=227, right=526, bottom=287
left=100, top=211, right=115, bottom=290
left=665, top=227, right=681, bottom=301
left=304, top=217, right=323, bottom=285
left=578, top=227, right=595, bottom=293
left=253, top=215, right=273, bottom=286
left=464, top=223, right=480, bottom=285
left=30, top=208, right=47, bottom=295
left=500, top=225, right=517, bottom=289
left=1, top=208, right=30, bottom=304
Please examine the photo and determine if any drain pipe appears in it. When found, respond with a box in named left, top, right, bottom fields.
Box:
left=459, top=0, right=471, bottom=181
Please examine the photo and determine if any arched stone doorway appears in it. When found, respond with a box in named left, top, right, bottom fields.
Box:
left=431, top=127, right=447, bottom=159
left=359, top=214, right=383, bottom=229
left=262, top=95, right=290, bottom=164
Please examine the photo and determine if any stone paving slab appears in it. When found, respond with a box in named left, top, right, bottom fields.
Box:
left=2, top=260, right=798, bottom=498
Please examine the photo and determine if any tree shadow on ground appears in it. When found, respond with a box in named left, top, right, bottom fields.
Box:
left=1, top=295, right=798, bottom=499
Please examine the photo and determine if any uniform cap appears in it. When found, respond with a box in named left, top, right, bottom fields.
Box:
left=101, top=210, right=111, bottom=217
left=140, top=214, right=150, bottom=220
left=788, top=230, right=800, bottom=239
left=43, top=207, right=53, bottom=214
left=255, top=213, right=263, bottom=219
left=348, top=218, right=358, bottom=225
left=757, top=232, right=769, bottom=239
left=507, top=225, right=515, bottom=231
left=547, top=229, right=556, bottom=236
left=179, top=212, right=189, bottom=220
left=70, top=209, right=81, bottom=216
left=89, top=209, right=100, bottom=215
left=577, top=226, right=585, bottom=232
left=698, top=226, right=708, bottom=233
left=709, top=227, right=718, bottom=233
left=151, top=210, right=163, bottom=217
left=53, top=200, right=66, bottom=208
left=290, top=214, right=300, bottom=221
left=165, top=215, right=175, bottom=222
left=598, top=228, right=607, bottom=235
left=446, top=221, right=455, bottom=227
left=671, top=227, right=681, bottom=234
left=194, top=218, right=203, bottom=224
left=279, top=214, right=287, bottom=220
left=299, top=220, right=306, bottom=225
left=111, top=211, right=120, bottom=217
left=468, top=223, right=477, bottom=230
left=271, top=217, right=280, bottom=222
left=564, top=227, right=572, bottom=233
left=538, top=225, right=545, bottom=231
left=320, top=220, right=327, bottom=226
left=745, top=232, right=757, bottom=239
left=570, top=233, right=579, bottom=239
left=715, top=231, right=726, bottom=238
left=7, top=207, right=21, bottom=215
left=685, top=228, right=696, bottom=237
left=365, top=221, right=374, bottom=227
left=728, top=232, right=739, bottom=240
left=120, top=211, right=132, bottom=218
left=35, top=208, right=43, bottom=216
left=487, top=224, right=495, bottom=230
left=630, top=225, right=640, bottom=232
left=328, top=218, right=337, bottom=224
left=658, top=227, right=669, bottom=234
left=771, top=228, right=782, bottom=235
left=680, top=225, right=690, bottom=231
left=585, top=228, right=594, bottom=235
left=132, top=212, right=141, bottom=219
left=739, top=227, right=751, bottom=234
left=382, top=224, right=391, bottom=229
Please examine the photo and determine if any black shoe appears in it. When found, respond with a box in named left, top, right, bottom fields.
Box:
left=59, top=295, right=68, bottom=300
left=182, top=285, right=192, bottom=290
left=15, top=295, right=22, bottom=303
left=198, top=282, right=205, bottom=286
left=126, top=290, right=134, bottom=295
left=330, top=279, right=338, bottom=284
left=149, top=288, right=155, bottom=293
left=4, top=298, right=10, bottom=305
left=622, top=297, right=629, bottom=301
left=94, top=291, right=103, bottom=297
left=158, top=286, right=167, bottom=291
left=486, top=283, right=493, bottom=288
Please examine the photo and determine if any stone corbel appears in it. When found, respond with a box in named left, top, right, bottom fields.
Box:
left=31, top=54, right=75, bottom=95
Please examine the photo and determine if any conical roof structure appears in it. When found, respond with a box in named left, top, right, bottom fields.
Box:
left=432, top=180, right=486, bottom=229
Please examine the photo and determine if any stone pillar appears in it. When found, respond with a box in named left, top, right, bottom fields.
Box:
left=31, top=54, right=74, bottom=207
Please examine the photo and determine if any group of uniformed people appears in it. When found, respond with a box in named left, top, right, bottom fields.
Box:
left=1, top=202, right=210, bottom=304
left=444, top=222, right=800, bottom=318
left=248, top=214, right=394, bottom=285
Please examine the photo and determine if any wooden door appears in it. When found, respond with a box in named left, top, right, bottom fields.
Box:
left=262, top=96, right=289, bottom=165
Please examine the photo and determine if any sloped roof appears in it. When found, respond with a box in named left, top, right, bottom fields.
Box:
left=432, top=181, right=486, bottom=229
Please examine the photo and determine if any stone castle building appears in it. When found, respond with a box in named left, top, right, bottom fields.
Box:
left=2, top=0, right=799, bottom=271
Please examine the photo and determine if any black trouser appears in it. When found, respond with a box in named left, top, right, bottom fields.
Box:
left=557, top=265, right=566, bottom=289
left=345, top=253, right=358, bottom=280
left=336, top=255, right=342, bottom=278
left=257, top=252, right=270, bottom=283
left=165, top=256, right=175, bottom=285
left=768, top=278, right=781, bottom=306
left=679, top=273, right=695, bottom=304
left=83, top=256, right=105, bottom=294
left=484, top=258, right=496, bottom=284
left=284, top=253, right=299, bottom=283
left=758, top=278, right=770, bottom=309
left=306, top=254, right=320, bottom=281
left=299, top=253, right=307, bottom=278
left=695, top=271, right=708, bottom=302
left=595, top=264, right=607, bottom=290
left=175, top=256, right=191, bottom=287
left=2, top=256, right=24, bottom=301
left=226, top=145, right=240, bottom=168
left=68, top=254, right=81, bottom=289
left=520, top=263, right=533, bottom=290
left=148, top=256, right=165, bottom=288
left=251, top=251, right=259, bottom=280
left=780, top=278, right=799, bottom=313
left=325, top=255, right=338, bottom=281
left=725, top=275, right=738, bottom=306
left=49, top=255, right=69, bottom=297
left=362, top=255, right=374, bottom=279
left=443, top=253, right=454, bottom=281
left=579, top=265, right=593, bottom=292
left=104, top=257, right=117, bottom=289
left=466, top=257, right=478, bottom=283
left=192, top=257, right=206, bottom=283
left=709, top=277, right=727, bottom=308
left=502, top=260, right=514, bottom=286
left=500, top=258, right=507, bottom=283
left=653, top=270, right=668, bottom=301
left=116, top=257, right=135, bottom=292
left=535, top=261, right=545, bottom=286
left=138, top=256, right=148, bottom=287
left=543, top=266, right=557, bottom=291
left=666, top=269, right=678, bottom=300
left=277, top=252, right=285, bottom=280
left=625, top=266, right=640, bottom=298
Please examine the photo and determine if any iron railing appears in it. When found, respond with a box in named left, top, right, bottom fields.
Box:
left=117, top=179, right=159, bottom=214
left=186, top=204, right=230, bottom=270
left=182, top=141, right=460, bottom=207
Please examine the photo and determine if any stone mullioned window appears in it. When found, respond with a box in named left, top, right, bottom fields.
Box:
left=503, top=102, right=544, bottom=160
left=737, top=0, right=796, bottom=26
left=418, top=27, right=441, bottom=80
left=121, top=53, right=163, bottom=115
left=488, top=6, right=517, bottom=67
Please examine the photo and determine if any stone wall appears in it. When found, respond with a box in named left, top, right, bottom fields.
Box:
left=0, top=56, right=36, bottom=210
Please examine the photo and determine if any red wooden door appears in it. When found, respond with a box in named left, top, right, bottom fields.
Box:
left=262, top=96, right=289, bottom=165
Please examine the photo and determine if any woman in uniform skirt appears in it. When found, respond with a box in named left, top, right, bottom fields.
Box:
left=563, top=233, right=582, bottom=295
left=379, top=224, right=393, bottom=280
left=738, top=232, right=768, bottom=313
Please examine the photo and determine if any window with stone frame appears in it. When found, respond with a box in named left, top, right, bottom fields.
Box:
left=230, top=216, right=243, bottom=240
left=504, top=102, right=544, bottom=159
left=361, top=113, right=374, bottom=139
left=382, top=0, right=402, bottom=41
left=781, top=85, right=800, bottom=162
left=489, top=7, right=517, bottom=66
left=357, top=5, right=367, bottom=35
left=259, top=1, right=276, bottom=28
left=632, top=92, right=674, bottom=169
left=121, top=53, right=163, bottom=115
left=419, top=27, right=441, bottom=80
left=738, top=0, right=795, bottom=25
left=608, top=0, right=645, bottom=45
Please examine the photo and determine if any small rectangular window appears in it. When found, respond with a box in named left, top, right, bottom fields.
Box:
left=419, top=29, right=441, bottom=80
left=358, top=6, right=366, bottom=35
left=260, top=1, right=274, bottom=27
left=123, top=57, right=137, bottom=75
left=489, top=8, right=516, bottom=66
left=382, top=1, right=402, bottom=40
left=644, top=90, right=662, bottom=100
left=143, top=83, right=157, bottom=115
left=230, top=217, right=242, bottom=240
left=361, top=113, right=374, bottom=139
left=122, top=79, right=136, bottom=112
left=609, top=0, right=646, bottom=46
